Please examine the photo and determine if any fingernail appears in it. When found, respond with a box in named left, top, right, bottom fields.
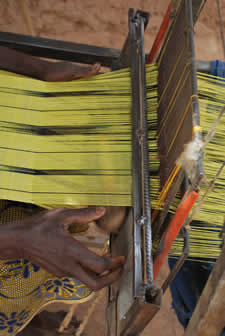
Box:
left=96, top=207, right=105, bottom=215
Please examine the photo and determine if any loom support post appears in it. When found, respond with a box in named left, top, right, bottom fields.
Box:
left=185, top=241, right=225, bottom=336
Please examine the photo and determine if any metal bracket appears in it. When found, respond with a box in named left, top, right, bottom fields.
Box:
left=137, top=216, right=147, bottom=226
left=130, top=9, right=155, bottom=296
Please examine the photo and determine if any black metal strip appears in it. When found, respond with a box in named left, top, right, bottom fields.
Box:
left=0, top=31, right=120, bottom=67
left=115, top=10, right=150, bottom=70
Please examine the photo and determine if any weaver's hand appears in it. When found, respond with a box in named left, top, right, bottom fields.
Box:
left=0, top=46, right=100, bottom=82
left=44, top=62, right=101, bottom=81
left=95, top=206, right=126, bottom=233
left=3, top=208, right=124, bottom=291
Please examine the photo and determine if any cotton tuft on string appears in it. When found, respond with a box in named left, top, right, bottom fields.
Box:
left=177, top=138, right=203, bottom=184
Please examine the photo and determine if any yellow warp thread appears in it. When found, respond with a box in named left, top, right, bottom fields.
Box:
left=167, top=94, right=196, bottom=154
left=158, top=64, right=190, bottom=138
left=0, top=65, right=160, bottom=208
left=158, top=47, right=185, bottom=108
left=0, top=65, right=225, bottom=262
left=157, top=6, right=180, bottom=68
left=152, top=163, right=181, bottom=223
left=192, top=125, right=203, bottom=134
left=171, top=73, right=225, bottom=261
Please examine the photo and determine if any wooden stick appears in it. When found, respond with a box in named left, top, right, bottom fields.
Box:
left=58, top=303, right=78, bottom=333
left=153, top=190, right=200, bottom=279
left=18, top=0, right=36, bottom=36
left=203, top=105, right=225, bottom=150
left=75, top=290, right=105, bottom=336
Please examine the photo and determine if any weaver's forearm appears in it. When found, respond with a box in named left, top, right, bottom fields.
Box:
left=0, top=221, right=25, bottom=260
left=0, top=46, right=53, bottom=80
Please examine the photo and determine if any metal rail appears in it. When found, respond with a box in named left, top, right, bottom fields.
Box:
left=130, top=9, right=155, bottom=293
left=0, top=31, right=120, bottom=67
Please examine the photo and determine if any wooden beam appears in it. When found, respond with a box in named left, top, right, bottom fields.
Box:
left=185, top=243, right=225, bottom=336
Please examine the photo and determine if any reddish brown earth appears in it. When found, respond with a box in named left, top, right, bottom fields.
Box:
left=1, top=0, right=224, bottom=60
left=2, top=0, right=225, bottom=335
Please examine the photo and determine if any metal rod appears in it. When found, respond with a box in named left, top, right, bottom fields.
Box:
left=187, top=0, right=201, bottom=130
left=138, top=14, right=154, bottom=287
left=192, top=0, right=207, bottom=23
left=130, top=9, right=144, bottom=298
left=117, top=10, right=149, bottom=69
left=186, top=0, right=204, bottom=185
left=130, top=10, right=154, bottom=294
left=203, top=105, right=225, bottom=149
left=162, top=227, right=189, bottom=293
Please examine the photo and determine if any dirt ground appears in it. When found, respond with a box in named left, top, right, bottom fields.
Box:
left=1, top=0, right=225, bottom=335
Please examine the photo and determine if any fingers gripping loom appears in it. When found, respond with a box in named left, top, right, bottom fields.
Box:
left=70, top=264, right=122, bottom=291
left=14, top=207, right=125, bottom=290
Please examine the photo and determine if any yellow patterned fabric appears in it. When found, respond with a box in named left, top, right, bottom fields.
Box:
left=0, top=200, right=92, bottom=336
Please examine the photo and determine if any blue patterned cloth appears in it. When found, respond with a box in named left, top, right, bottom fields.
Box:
left=168, top=60, right=225, bottom=335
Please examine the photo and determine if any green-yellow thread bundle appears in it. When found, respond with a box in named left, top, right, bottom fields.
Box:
left=171, top=72, right=225, bottom=261
left=0, top=66, right=225, bottom=262
left=0, top=65, right=159, bottom=207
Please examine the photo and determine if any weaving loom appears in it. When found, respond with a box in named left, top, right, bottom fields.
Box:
left=2, top=0, right=224, bottom=334
left=1, top=62, right=224, bottom=258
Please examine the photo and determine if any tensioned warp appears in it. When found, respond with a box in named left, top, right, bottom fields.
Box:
left=0, top=67, right=158, bottom=336
left=171, top=72, right=225, bottom=261
left=0, top=65, right=159, bottom=208
left=0, top=66, right=224, bottom=261
left=1, top=66, right=225, bottom=336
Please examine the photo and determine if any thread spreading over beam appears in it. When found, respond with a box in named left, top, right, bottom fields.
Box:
left=0, top=67, right=225, bottom=262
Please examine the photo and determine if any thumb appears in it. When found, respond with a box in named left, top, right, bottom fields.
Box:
left=72, top=63, right=101, bottom=80
left=62, top=207, right=106, bottom=227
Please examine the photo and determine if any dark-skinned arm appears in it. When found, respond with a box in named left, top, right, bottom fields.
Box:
left=0, top=207, right=125, bottom=290
left=0, top=46, right=100, bottom=81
